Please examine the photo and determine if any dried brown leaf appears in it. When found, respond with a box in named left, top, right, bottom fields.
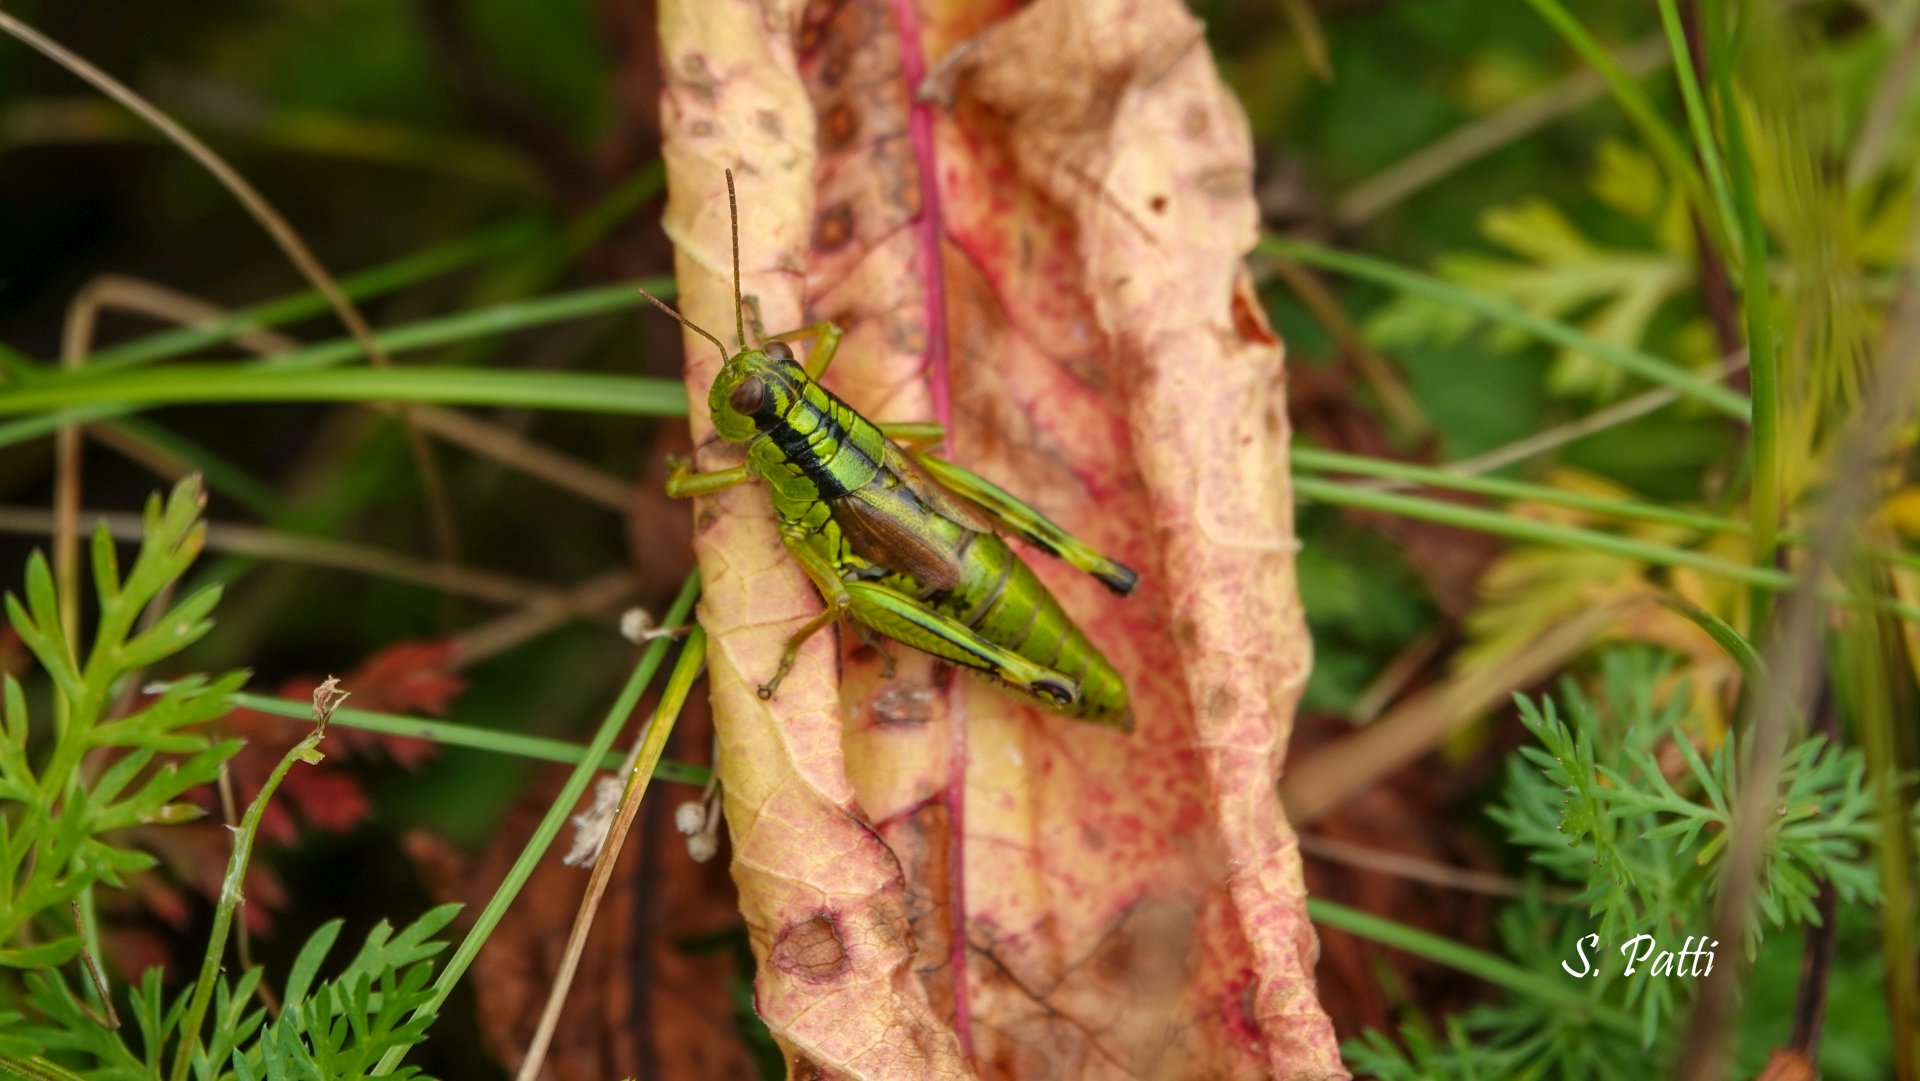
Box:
left=660, top=1, right=1343, bottom=1077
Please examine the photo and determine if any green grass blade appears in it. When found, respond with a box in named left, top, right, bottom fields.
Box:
left=1653, top=0, right=1741, bottom=260
left=1262, top=237, right=1749, bottom=418
left=0, top=366, right=689, bottom=417
left=1292, top=446, right=1745, bottom=536
left=0, top=277, right=686, bottom=451
left=1293, top=476, right=1920, bottom=621
left=0, top=407, right=126, bottom=453
left=242, top=276, right=674, bottom=373
left=1722, top=53, right=1779, bottom=637
left=1308, top=897, right=1640, bottom=1038
left=1292, top=447, right=1920, bottom=577
left=368, top=573, right=701, bottom=1077
left=1520, top=0, right=1727, bottom=254
left=85, top=221, right=543, bottom=370
left=222, top=691, right=711, bottom=785
left=1656, top=593, right=1764, bottom=684
left=533, top=161, right=665, bottom=284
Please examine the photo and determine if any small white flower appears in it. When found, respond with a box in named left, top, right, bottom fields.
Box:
left=563, top=777, right=624, bottom=867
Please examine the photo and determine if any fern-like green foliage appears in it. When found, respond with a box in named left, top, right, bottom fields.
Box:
left=0, top=478, right=241, bottom=973
left=1348, top=648, right=1882, bottom=1079
left=8, top=907, right=456, bottom=1080
left=0, top=477, right=459, bottom=1079
left=1499, top=650, right=1878, bottom=961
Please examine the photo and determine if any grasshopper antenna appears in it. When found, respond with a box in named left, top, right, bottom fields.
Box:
left=638, top=288, right=729, bottom=366
left=726, top=168, right=746, bottom=350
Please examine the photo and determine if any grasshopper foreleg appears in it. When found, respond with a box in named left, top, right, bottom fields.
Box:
left=665, top=460, right=752, bottom=499
left=765, top=323, right=844, bottom=380
left=878, top=422, right=946, bottom=452
left=760, top=529, right=854, bottom=700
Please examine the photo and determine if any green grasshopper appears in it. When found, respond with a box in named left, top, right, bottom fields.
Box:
left=651, top=172, right=1137, bottom=729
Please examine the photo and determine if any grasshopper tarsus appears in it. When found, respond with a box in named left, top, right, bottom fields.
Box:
left=853, top=625, right=899, bottom=678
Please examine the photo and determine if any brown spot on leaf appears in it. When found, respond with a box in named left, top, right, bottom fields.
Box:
left=772, top=911, right=852, bottom=984
left=694, top=506, right=719, bottom=535
left=821, top=43, right=853, bottom=88
left=796, top=11, right=825, bottom=54
left=871, top=684, right=936, bottom=727
left=1182, top=100, right=1209, bottom=137
left=815, top=203, right=855, bottom=251
left=688, top=119, right=714, bottom=139
left=1172, top=617, right=1200, bottom=646
left=1091, top=899, right=1194, bottom=996
left=1264, top=397, right=1285, bottom=439
left=757, top=109, right=782, bottom=138
left=1202, top=684, right=1238, bottom=720
left=1150, top=194, right=1169, bottom=214
left=821, top=101, right=859, bottom=150
left=887, top=313, right=928, bottom=356
left=679, top=52, right=718, bottom=100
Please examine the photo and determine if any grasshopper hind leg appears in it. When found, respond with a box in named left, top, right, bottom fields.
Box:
left=843, top=581, right=1079, bottom=707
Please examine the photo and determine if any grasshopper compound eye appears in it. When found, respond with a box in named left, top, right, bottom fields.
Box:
left=764, top=340, right=795, bottom=363
left=730, top=375, right=768, bottom=415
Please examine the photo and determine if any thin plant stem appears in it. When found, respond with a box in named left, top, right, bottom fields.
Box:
left=1294, top=446, right=1743, bottom=535
left=1435, top=351, right=1746, bottom=476
left=1298, top=835, right=1559, bottom=900
left=1266, top=257, right=1429, bottom=438
left=448, top=568, right=642, bottom=668
left=25, top=280, right=643, bottom=514
left=1260, top=237, right=1749, bottom=417
left=168, top=697, right=335, bottom=1081
left=513, top=626, right=708, bottom=1081
left=369, top=573, right=701, bottom=1077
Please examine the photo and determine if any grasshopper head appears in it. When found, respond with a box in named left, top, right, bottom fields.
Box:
left=709, top=339, right=806, bottom=442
